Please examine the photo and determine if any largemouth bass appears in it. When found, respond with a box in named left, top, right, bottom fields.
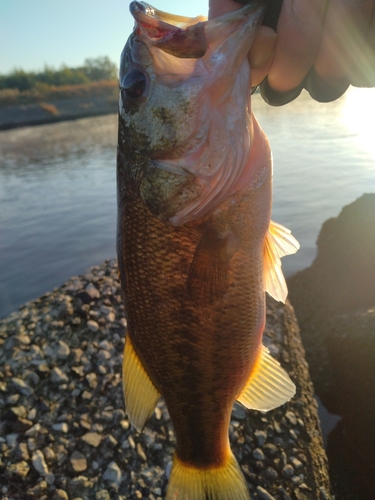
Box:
left=117, top=2, right=299, bottom=498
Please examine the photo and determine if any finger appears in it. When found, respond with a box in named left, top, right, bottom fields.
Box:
left=314, top=0, right=375, bottom=85
left=208, top=0, right=240, bottom=18
left=266, top=0, right=327, bottom=92
left=350, top=5, right=375, bottom=86
left=304, top=66, right=350, bottom=102
left=248, top=26, right=278, bottom=86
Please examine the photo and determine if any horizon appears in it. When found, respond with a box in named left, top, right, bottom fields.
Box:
left=0, top=0, right=206, bottom=76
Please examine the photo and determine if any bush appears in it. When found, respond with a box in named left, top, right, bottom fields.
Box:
left=0, top=57, right=118, bottom=91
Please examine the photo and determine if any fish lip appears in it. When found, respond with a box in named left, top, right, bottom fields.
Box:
left=129, top=1, right=205, bottom=28
left=129, top=1, right=208, bottom=59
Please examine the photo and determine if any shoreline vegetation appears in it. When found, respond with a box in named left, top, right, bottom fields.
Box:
left=0, top=58, right=119, bottom=130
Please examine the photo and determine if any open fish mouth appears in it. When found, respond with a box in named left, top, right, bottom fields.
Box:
left=129, top=0, right=208, bottom=58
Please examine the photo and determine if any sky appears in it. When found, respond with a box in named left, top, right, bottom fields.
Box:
left=0, top=0, right=207, bottom=75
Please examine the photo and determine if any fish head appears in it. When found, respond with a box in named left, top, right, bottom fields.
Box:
left=119, top=1, right=265, bottom=224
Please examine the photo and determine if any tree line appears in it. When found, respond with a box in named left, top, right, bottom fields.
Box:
left=0, top=57, right=118, bottom=91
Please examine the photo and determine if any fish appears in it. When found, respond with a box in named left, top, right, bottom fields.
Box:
left=116, top=1, right=300, bottom=499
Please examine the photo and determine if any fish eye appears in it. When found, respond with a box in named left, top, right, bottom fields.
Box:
left=121, top=69, right=146, bottom=100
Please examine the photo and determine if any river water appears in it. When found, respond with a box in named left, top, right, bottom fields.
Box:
left=0, top=87, right=374, bottom=319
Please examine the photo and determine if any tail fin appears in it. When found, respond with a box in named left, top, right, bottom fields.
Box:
left=166, top=452, right=250, bottom=500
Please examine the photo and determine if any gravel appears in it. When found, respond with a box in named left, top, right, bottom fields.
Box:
left=0, top=259, right=332, bottom=499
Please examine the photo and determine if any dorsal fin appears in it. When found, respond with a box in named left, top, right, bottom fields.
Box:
left=263, top=220, right=299, bottom=303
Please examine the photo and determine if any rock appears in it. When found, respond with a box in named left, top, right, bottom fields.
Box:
left=24, top=423, right=41, bottom=437
left=254, top=430, right=267, bottom=447
left=32, top=449, right=49, bottom=476
left=257, top=485, right=277, bottom=500
left=52, top=489, right=69, bottom=500
left=11, top=377, right=33, bottom=396
left=232, top=402, right=247, bottom=420
left=282, top=464, right=294, bottom=478
left=288, top=194, right=375, bottom=397
left=78, top=285, right=101, bottom=304
left=327, top=308, right=375, bottom=449
left=253, top=448, right=265, bottom=461
left=70, top=450, right=87, bottom=472
left=95, top=490, right=111, bottom=500
left=263, top=466, right=278, bottom=482
left=87, top=320, right=99, bottom=332
left=27, top=408, right=37, bottom=420
left=81, top=432, right=102, bottom=447
left=17, top=442, right=29, bottom=461
left=6, top=433, right=19, bottom=448
left=52, top=422, right=69, bottom=433
left=288, top=194, right=375, bottom=498
left=46, top=472, right=55, bottom=485
left=57, top=340, right=70, bottom=358
left=10, top=405, right=27, bottom=418
left=8, top=461, right=30, bottom=477
left=50, top=367, right=69, bottom=384
left=103, top=461, right=122, bottom=489
left=43, top=446, right=56, bottom=464
left=0, top=258, right=332, bottom=498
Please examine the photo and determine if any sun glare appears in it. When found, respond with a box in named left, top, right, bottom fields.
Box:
left=340, top=87, right=375, bottom=158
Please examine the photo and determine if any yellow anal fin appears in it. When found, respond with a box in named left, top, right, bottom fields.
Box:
left=167, top=452, right=250, bottom=500
left=237, top=345, right=296, bottom=412
left=123, top=335, right=160, bottom=433
left=264, top=220, right=300, bottom=303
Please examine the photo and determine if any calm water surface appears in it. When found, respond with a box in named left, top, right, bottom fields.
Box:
left=0, top=87, right=374, bottom=319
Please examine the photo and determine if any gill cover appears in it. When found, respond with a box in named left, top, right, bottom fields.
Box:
left=119, top=2, right=265, bottom=226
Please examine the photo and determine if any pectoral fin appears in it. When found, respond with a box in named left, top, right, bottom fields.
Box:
left=187, top=225, right=239, bottom=302
left=264, top=220, right=300, bottom=303
left=237, top=345, right=296, bottom=412
left=123, top=335, right=161, bottom=433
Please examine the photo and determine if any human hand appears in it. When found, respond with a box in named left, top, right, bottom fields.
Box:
left=209, top=0, right=375, bottom=105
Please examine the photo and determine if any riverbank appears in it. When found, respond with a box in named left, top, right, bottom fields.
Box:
left=0, top=96, right=118, bottom=131
left=0, top=259, right=331, bottom=500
